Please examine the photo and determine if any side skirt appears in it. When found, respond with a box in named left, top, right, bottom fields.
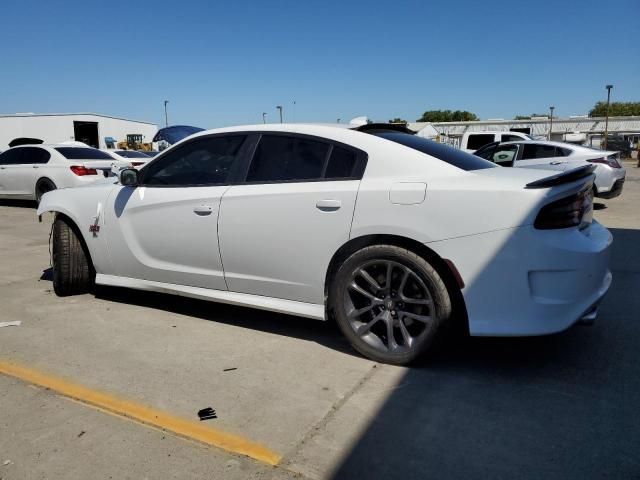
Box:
left=95, top=274, right=326, bottom=320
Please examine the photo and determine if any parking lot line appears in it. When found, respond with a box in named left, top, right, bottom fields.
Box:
left=0, top=359, right=282, bottom=466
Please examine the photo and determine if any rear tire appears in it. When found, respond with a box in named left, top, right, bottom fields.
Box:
left=36, top=179, right=56, bottom=204
left=52, top=216, right=95, bottom=296
left=329, top=245, right=452, bottom=365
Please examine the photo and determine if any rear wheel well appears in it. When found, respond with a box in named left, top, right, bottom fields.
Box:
left=325, top=234, right=468, bottom=334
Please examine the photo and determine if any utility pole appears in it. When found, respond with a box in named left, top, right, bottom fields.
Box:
left=262, top=112, right=267, bottom=124
left=164, top=100, right=169, bottom=127
left=276, top=106, right=283, bottom=123
left=549, top=106, right=555, bottom=141
left=604, top=84, right=613, bottom=150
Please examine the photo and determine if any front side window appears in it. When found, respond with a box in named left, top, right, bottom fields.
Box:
left=247, top=135, right=329, bottom=182
left=521, top=144, right=558, bottom=160
left=0, top=149, right=24, bottom=165
left=142, top=135, right=246, bottom=186
left=466, top=134, right=496, bottom=150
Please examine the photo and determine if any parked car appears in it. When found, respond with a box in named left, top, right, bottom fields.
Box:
left=107, top=149, right=152, bottom=166
left=152, top=125, right=204, bottom=151
left=474, top=140, right=626, bottom=198
left=37, top=124, right=611, bottom=365
left=460, top=130, right=532, bottom=152
left=0, top=145, right=129, bottom=202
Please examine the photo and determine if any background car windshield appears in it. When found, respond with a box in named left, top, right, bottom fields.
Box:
left=372, top=132, right=495, bottom=171
left=114, top=150, right=150, bottom=158
left=55, top=147, right=115, bottom=160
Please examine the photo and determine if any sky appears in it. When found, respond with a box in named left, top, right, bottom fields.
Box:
left=1, top=0, right=638, bottom=128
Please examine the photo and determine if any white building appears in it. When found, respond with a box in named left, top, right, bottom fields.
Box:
left=409, top=116, right=640, bottom=149
left=0, top=113, right=157, bottom=150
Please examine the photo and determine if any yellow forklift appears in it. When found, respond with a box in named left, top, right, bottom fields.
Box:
left=117, top=134, right=152, bottom=151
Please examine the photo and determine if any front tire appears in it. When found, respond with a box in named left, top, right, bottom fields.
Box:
left=330, top=245, right=452, bottom=365
left=52, top=216, right=95, bottom=296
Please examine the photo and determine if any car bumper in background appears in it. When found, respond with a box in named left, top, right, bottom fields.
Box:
left=597, top=176, right=625, bottom=199
left=429, top=221, right=613, bottom=336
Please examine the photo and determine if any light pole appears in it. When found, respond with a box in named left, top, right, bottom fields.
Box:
left=604, top=84, right=613, bottom=150
left=549, top=106, right=555, bottom=140
left=276, top=105, right=283, bottom=123
left=164, top=100, right=169, bottom=127
left=262, top=112, right=267, bottom=124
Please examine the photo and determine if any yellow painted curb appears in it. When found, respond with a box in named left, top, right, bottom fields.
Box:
left=0, top=360, right=281, bottom=466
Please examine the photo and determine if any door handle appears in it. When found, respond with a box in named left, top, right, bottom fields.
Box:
left=32, top=165, right=39, bottom=169
left=193, top=205, right=213, bottom=216
left=549, top=161, right=562, bottom=165
left=316, top=199, right=341, bottom=212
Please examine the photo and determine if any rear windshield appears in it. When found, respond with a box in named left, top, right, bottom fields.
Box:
left=372, top=132, right=496, bottom=171
left=55, top=147, right=114, bottom=160
left=114, top=150, right=150, bottom=158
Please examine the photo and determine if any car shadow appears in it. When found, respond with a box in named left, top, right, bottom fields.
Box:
left=0, top=199, right=37, bottom=209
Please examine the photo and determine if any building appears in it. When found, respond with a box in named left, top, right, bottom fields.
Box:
left=0, top=113, right=157, bottom=150
left=409, top=116, right=640, bottom=149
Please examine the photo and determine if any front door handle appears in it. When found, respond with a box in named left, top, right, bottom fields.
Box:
left=549, top=161, right=562, bottom=165
left=316, top=199, right=341, bottom=212
left=193, top=205, right=213, bottom=216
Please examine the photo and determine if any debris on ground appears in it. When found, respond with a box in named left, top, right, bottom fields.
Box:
left=2, top=460, right=11, bottom=466
left=222, top=367, right=237, bottom=372
left=197, top=407, right=217, bottom=421
left=0, top=321, right=21, bottom=328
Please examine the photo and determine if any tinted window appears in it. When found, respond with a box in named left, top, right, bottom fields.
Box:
left=55, top=147, right=115, bottom=160
left=0, top=149, right=23, bottom=165
left=247, top=135, right=329, bottom=182
left=501, top=134, right=524, bottom=142
left=556, top=147, right=572, bottom=157
left=474, top=143, right=497, bottom=160
left=466, top=134, right=496, bottom=150
left=325, top=146, right=357, bottom=178
left=372, top=132, right=495, bottom=171
left=521, top=144, right=558, bottom=160
left=114, top=150, right=150, bottom=158
left=21, top=147, right=51, bottom=164
left=142, top=135, right=245, bottom=186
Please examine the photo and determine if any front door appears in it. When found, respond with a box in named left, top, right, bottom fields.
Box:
left=104, top=134, right=249, bottom=290
left=0, top=148, right=41, bottom=197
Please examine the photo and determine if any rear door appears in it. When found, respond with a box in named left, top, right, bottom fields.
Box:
left=218, top=133, right=366, bottom=304
left=104, top=134, right=249, bottom=289
left=516, top=144, right=567, bottom=171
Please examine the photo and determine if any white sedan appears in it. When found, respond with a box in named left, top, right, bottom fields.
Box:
left=0, top=144, right=129, bottom=202
left=473, top=140, right=626, bottom=198
left=37, top=124, right=612, bottom=364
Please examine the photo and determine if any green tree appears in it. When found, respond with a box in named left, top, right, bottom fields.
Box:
left=416, top=110, right=479, bottom=122
left=589, top=101, right=640, bottom=117
left=388, top=118, right=408, bottom=124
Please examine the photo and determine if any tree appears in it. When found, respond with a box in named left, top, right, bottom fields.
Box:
left=589, top=101, right=640, bottom=117
left=388, top=118, right=408, bottom=124
left=416, top=110, right=479, bottom=122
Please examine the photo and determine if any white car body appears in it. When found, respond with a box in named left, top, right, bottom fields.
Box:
left=106, top=150, right=151, bottom=167
left=474, top=140, right=626, bottom=198
left=460, top=130, right=532, bottom=153
left=0, top=145, right=129, bottom=200
left=38, top=124, right=612, bottom=339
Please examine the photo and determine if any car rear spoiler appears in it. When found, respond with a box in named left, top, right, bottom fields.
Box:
left=525, top=165, right=596, bottom=189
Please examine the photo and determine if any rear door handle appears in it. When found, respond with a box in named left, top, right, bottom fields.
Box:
left=549, top=161, right=562, bottom=165
left=193, top=205, right=213, bottom=216
left=316, top=199, right=341, bottom=211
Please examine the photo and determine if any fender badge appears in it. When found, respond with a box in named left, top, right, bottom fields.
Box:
left=89, top=225, right=100, bottom=233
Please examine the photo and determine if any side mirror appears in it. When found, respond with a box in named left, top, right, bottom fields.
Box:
left=119, top=168, right=139, bottom=186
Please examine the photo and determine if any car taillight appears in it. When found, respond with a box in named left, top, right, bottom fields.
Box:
left=587, top=156, right=621, bottom=168
left=70, top=165, right=98, bottom=176
left=534, top=187, right=593, bottom=230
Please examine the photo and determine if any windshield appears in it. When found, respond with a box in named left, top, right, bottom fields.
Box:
left=152, top=126, right=204, bottom=144
left=55, top=147, right=115, bottom=160
left=114, top=150, right=150, bottom=158
left=371, top=131, right=496, bottom=171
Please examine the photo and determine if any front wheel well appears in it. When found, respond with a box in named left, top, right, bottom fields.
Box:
left=51, top=212, right=96, bottom=275
left=324, top=234, right=468, bottom=334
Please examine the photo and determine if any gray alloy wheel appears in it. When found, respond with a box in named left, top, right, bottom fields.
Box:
left=331, top=245, right=451, bottom=365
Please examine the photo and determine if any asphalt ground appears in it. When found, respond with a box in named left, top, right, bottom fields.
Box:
left=1, top=160, right=639, bottom=479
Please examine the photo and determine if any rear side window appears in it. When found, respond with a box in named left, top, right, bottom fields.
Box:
left=373, top=132, right=495, bottom=171
left=142, top=135, right=246, bottom=186
left=247, top=135, right=329, bottom=182
left=556, top=147, right=572, bottom=157
left=55, top=147, right=115, bottom=160
left=21, top=147, right=51, bottom=164
left=325, top=146, right=357, bottom=179
left=466, top=134, right=496, bottom=150
left=521, top=144, right=558, bottom=159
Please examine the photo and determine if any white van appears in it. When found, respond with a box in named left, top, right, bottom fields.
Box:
left=460, top=131, right=532, bottom=152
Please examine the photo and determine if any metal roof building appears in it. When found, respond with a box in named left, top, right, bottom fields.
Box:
left=0, top=113, right=157, bottom=150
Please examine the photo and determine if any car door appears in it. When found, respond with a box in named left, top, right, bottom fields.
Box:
left=0, top=149, right=24, bottom=196
left=516, top=144, right=567, bottom=171
left=104, top=134, right=249, bottom=290
left=0, top=147, right=45, bottom=196
left=218, top=133, right=366, bottom=304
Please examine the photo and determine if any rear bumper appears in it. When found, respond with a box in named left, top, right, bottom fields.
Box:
left=597, top=177, right=625, bottom=199
left=429, top=221, right=613, bottom=336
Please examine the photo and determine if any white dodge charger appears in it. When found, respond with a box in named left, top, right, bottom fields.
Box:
left=37, top=123, right=612, bottom=364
